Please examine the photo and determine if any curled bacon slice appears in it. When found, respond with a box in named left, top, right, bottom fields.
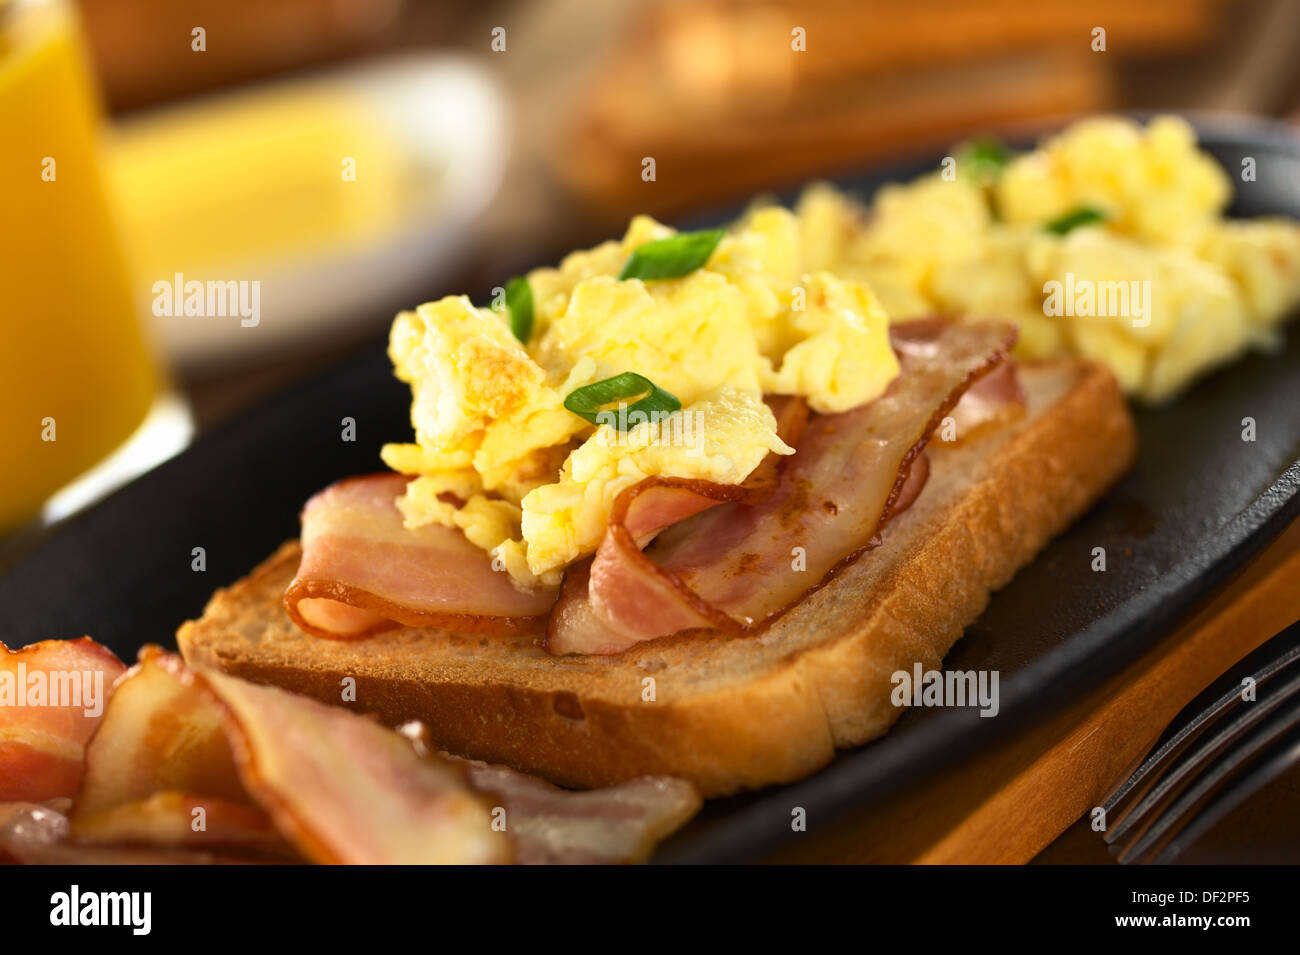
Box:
left=8, top=643, right=702, bottom=864
left=942, top=352, right=1026, bottom=444
left=0, top=637, right=125, bottom=802
left=398, top=723, right=701, bottom=864
left=287, top=398, right=807, bottom=641
left=547, top=320, right=1017, bottom=655
left=887, top=450, right=930, bottom=519
left=455, top=758, right=701, bottom=865
left=285, top=473, right=557, bottom=640
left=70, top=647, right=507, bottom=864
left=896, top=317, right=1026, bottom=444
left=544, top=397, right=811, bottom=654
left=70, top=647, right=285, bottom=854
left=194, top=667, right=509, bottom=864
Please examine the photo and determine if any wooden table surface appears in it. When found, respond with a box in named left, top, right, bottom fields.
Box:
left=771, top=513, right=1300, bottom=864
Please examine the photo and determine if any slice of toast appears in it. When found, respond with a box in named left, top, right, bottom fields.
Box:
left=178, top=359, right=1135, bottom=797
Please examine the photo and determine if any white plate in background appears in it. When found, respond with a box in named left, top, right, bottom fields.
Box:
left=109, top=54, right=509, bottom=372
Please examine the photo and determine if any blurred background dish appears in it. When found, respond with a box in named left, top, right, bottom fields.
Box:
left=108, top=55, right=508, bottom=371
left=17, top=0, right=1300, bottom=437
left=554, top=0, right=1300, bottom=220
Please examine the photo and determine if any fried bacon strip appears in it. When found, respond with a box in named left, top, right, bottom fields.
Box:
left=285, top=473, right=558, bottom=640
left=0, top=637, right=125, bottom=801
left=5, top=646, right=701, bottom=864
left=398, top=723, right=702, bottom=864
left=68, top=648, right=287, bottom=855
left=195, top=666, right=509, bottom=864
left=935, top=348, right=1026, bottom=444
left=547, top=321, right=1017, bottom=654
left=82, top=649, right=508, bottom=863
left=454, top=758, right=701, bottom=864
left=285, top=399, right=808, bottom=643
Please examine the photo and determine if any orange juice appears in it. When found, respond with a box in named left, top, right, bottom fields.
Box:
left=0, top=0, right=162, bottom=530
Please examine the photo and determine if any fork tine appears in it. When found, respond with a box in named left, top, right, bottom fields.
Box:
left=1105, top=663, right=1300, bottom=844
left=1102, top=620, right=1300, bottom=840
left=1153, top=721, right=1300, bottom=864
left=1118, top=692, right=1300, bottom=864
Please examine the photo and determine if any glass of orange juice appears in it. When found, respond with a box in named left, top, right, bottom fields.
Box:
left=0, top=0, right=190, bottom=534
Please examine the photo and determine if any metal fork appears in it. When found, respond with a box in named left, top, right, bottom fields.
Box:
left=1101, top=619, right=1300, bottom=864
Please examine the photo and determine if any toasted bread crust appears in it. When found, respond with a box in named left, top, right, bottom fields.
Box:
left=179, top=360, right=1135, bottom=797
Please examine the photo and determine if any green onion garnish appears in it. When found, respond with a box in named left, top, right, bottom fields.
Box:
left=1044, top=205, right=1107, bottom=235
left=958, top=136, right=1010, bottom=184
left=504, top=276, right=533, bottom=342
left=564, top=372, right=681, bottom=428
left=617, top=228, right=725, bottom=281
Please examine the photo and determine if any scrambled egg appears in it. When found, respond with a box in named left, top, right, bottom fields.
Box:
left=383, top=208, right=898, bottom=587
left=994, top=114, right=1231, bottom=243
left=799, top=115, right=1300, bottom=402
left=382, top=114, right=1300, bottom=584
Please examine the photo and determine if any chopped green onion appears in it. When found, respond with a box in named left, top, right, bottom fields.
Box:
left=504, top=276, right=533, bottom=342
left=957, top=136, right=1010, bottom=184
left=564, top=372, right=681, bottom=428
left=1044, top=205, right=1108, bottom=235
left=617, top=228, right=725, bottom=281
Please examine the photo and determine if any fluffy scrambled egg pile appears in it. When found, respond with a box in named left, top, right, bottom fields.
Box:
left=382, top=114, right=1300, bottom=587
left=802, top=114, right=1300, bottom=401
left=382, top=211, right=899, bottom=587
